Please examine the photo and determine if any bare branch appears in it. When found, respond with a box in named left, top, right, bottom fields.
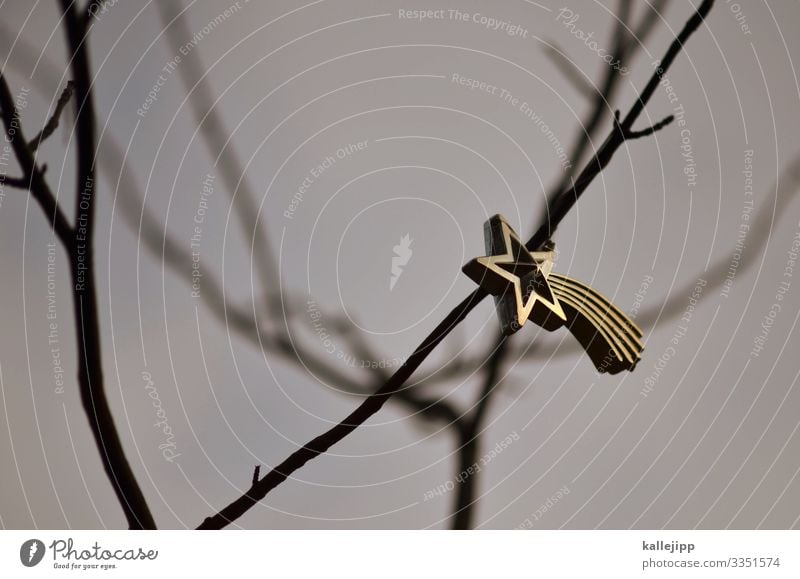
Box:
left=614, top=109, right=675, bottom=139
left=3, top=5, right=156, bottom=528
left=530, top=0, right=714, bottom=251
left=197, top=287, right=487, bottom=529
left=58, top=0, right=156, bottom=530
left=545, top=0, right=633, bottom=205
left=545, top=0, right=669, bottom=210
left=0, top=174, right=30, bottom=188
left=0, top=75, right=73, bottom=246
left=28, top=80, right=74, bottom=151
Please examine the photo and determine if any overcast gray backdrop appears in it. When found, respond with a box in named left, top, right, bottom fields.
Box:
left=1, top=0, right=799, bottom=529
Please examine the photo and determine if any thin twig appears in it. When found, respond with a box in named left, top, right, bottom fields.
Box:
left=0, top=75, right=73, bottom=247
left=1, top=174, right=30, bottom=188
left=28, top=80, right=74, bottom=151
left=615, top=109, right=675, bottom=139
left=546, top=0, right=634, bottom=207
left=530, top=0, right=714, bottom=251
left=58, top=0, right=156, bottom=529
left=197, top=0, right=715, bottom=530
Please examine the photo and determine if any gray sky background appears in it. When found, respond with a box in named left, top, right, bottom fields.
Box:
left=1, top=0, right=800, bottom=529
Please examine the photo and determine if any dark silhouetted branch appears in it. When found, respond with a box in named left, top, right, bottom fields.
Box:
left=2, top=18, right=155, bottom=528
left=29, top=80, right=73, bottom=151
left=1, top=174, right=29, bottom=188
left=615, top=109, right=675, bottom=139
left=197, top=287, right=487, bottom=529
left=545, top=0, right=633, bottom=206
left=0, top=75, right=73, bottom=247
left=546, top=0, right=668, bottom=209
left=529, top=0, right=714, bottom=251
left=58, top=0, right=156, bottom=530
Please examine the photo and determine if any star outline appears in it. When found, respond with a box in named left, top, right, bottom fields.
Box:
left=468, top=218, right=567, bottom=328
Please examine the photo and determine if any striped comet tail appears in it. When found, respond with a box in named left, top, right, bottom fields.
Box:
left=463, top=214, right=643, bottom=374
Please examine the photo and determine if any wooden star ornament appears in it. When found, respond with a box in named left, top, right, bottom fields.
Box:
left=463, top=214, right=644, bottom=374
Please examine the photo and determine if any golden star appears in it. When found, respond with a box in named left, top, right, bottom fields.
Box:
left=462, top=214, right=644, bottom=374
left=462, top=215, right=566, bottom=330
